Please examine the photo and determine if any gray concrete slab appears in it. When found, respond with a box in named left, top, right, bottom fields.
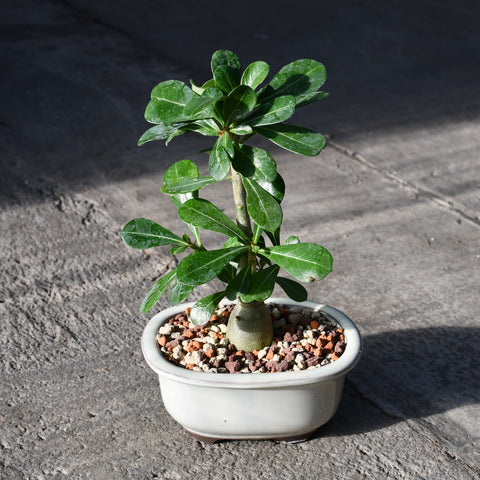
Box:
left=1, top=0, right=479, bottom=478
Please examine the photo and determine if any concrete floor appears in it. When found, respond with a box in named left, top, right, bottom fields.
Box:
left=1, top=0, right=479, bottom=478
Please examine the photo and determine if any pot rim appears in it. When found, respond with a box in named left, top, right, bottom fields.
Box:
left=141, top=298, right=362, bottom=389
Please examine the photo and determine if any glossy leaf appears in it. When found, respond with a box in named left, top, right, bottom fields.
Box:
left=121, top=218, right=187, bottom=249
left=254, top=172, right=285, bottom=203
left=190, top=118, right=221, bottom=137
left=231, top=144, right=277, bottom=182
left=161, top=176, right=216, bottom=195
left=229, top=125, right=253, bottom=135
left=190, top=291, right=226, bottom=325
left=245, top=95, right=295, bottom=127
left=296, top=91, right=329, bottom=108
left=184, top=87, right=224, bottom=117
left=211, top=50, right=241, bottom=74
left=260, top=59, right=326, bottom=102
left=140, top=269, right=177, bottom=313
left=275, top=276, right=308, bottom=302
left=261, top=243, right=333, bottom=282
left=285, top=235, right=300, bottom=244
left=164, top=159, right=198, bottom=182
left=138, top=124, right=185, bottom=146
left=225, top=264, right=252, bottom=300
left=214, top=65, right=241, bottom=94
left=222, top=133, right=235, bottom=157
left=145, top=80, right=194, bottom=124
left=255, top=124, right=326, bottom=156
left=209, top=136, right=231, bottom=180
left=223, top=85, right=257, bottom=124
left=178, top=199, right=249, bottom=243
left=169, top=281, right=194, bottom=305
left=177, top=246, right=249, bottom=286
left=241, top=61, right=269, bottom=89
left=240, top=265, right=279, bottom=303
left=242, top=177, right=282, bottom=233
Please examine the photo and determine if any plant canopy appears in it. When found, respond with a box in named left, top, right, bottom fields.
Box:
left=122, top=50, right=333, bottom=349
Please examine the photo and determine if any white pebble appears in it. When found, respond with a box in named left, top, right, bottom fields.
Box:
left=272, top=307, right=281, bottom=318
left=172, top=347, right=185, bottom=361
left=257, top=349, right=267, bottom=360
left=304, top=330, right=314, bottom=339
left=210, top=325, right=220, bottom=333
left=272, top=354, right=281, bottom=362
left=216, top=347, right=227, bottom=356
left=184, top=350, right=203, bottom=365
left=218, top=324, right=227, bottom=333
left=158, top=324, right=174, bottom=335
left=202, top=343, right=214, bottom=352
left=295, top=353, right=305, bottom=364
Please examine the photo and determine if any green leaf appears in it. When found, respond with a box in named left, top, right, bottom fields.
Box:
left=184, top=87, right=224, bottom=117
left=121, top=218, right=187, bottom=249
left=241, top=265, right=279, bottom=303
left=164, top=159, right=199, bottom=182
left=285, top=235, right=300, bottom=244
left=254, top=124, right=326, bottom=156
left=231, top=144, right=277, bottom=182
left=140, top=269, right=177, bottom=313
left=211, top=50, right=241, bottom=74
left=229, top=125, right=253, bottom=135
left=241, top=61, right=269, bottom=89
left=223, top=85, right=257, bottom=124
left=295, top=91, right=329, bottom=108
left=145, top=80, right=194, bottom=124
left=138, top=124, right=186, bottom=146
left=209, top=136, right=231, bottom=181
left=254, top=173, right=285, bottom=203
left=261, top=243, right=333, bottom=282
left=190, top=291, right=226, bottom=325
left=178, top=199, right=249, bottom=243
left=260, top=59, right=326, bottom=102
left=161, top=176, right=216, bottom=194
left=225, top=264, right=252, bottom=301
left=242, top=177, right=282, bottom=233
left=245, top=95, right=295, bottom=127
left=192, top=118, right=221, bottom=137
left=222, top=133, right=235, bottom=157
left=170, top=244, right=188, bottom=255
left=177, top=246, right=249, bottom=286
left=168, top=281, right=194, bottom=305
left=275, top=276, right=308, bottom=302
left=214, top=65, right=241, bottom=94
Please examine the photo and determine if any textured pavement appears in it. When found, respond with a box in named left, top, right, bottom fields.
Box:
left=1, top=1, right=479, bottom=478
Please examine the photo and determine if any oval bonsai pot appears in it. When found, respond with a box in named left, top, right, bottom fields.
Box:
left=141, top=298, right=362, bottom=443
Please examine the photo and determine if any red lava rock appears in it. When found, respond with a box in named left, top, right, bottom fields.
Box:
left=245, top=352, right=256, bottom=361
left=306, top=356, right=321, bottom=367
left=210, top=358, right=224, bottom=368
left=265, top=350, right=275, bottom=361
left=284, top=351, right=296, bottom=363
left=310, top=319, right=320, bottom=330
left=166, top=338, right=181, bottom=350
left=323, top=341, right=334, bottom=353
left=334, top=341, right=345, bottom=354
left=186, top=340, right=202, bottom=352
left=157, top=336, right=168, bottom=347
left=225, top=360, right=241, bottom=373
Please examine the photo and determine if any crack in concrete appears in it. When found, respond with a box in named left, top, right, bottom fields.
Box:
left=329, top=140, right=480, bottom=228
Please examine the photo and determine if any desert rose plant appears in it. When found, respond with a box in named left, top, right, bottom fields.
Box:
left=121, top=49, right=333, bottom=352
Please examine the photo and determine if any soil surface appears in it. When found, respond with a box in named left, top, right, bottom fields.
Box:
left=157, top=304, right=346, bottom=373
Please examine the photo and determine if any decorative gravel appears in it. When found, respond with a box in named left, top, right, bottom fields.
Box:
left=156, top=303, right=346, bottom=374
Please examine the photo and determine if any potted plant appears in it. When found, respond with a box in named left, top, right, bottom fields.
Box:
left=122, top=50, right=362, bottom=442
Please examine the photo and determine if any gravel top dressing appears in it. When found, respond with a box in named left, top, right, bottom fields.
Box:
left=157, top=304, right=346, bottom=374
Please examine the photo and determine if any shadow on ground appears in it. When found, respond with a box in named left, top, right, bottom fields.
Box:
left=1, top=0, right=479, bottom=205
left=316, top=326, right=480, bottom=437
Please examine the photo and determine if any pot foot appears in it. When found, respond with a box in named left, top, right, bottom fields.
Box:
left=185, top=429, right=317, bottom=444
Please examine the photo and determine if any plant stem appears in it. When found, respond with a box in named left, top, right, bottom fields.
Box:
left=230, top=165, right=256, bottom=271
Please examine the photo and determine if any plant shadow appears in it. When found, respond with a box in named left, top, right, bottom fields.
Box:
left=313, top=326, right=480, bottom=438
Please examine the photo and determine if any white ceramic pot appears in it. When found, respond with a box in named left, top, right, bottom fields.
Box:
left=141, top=298, right=362, bottom=443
